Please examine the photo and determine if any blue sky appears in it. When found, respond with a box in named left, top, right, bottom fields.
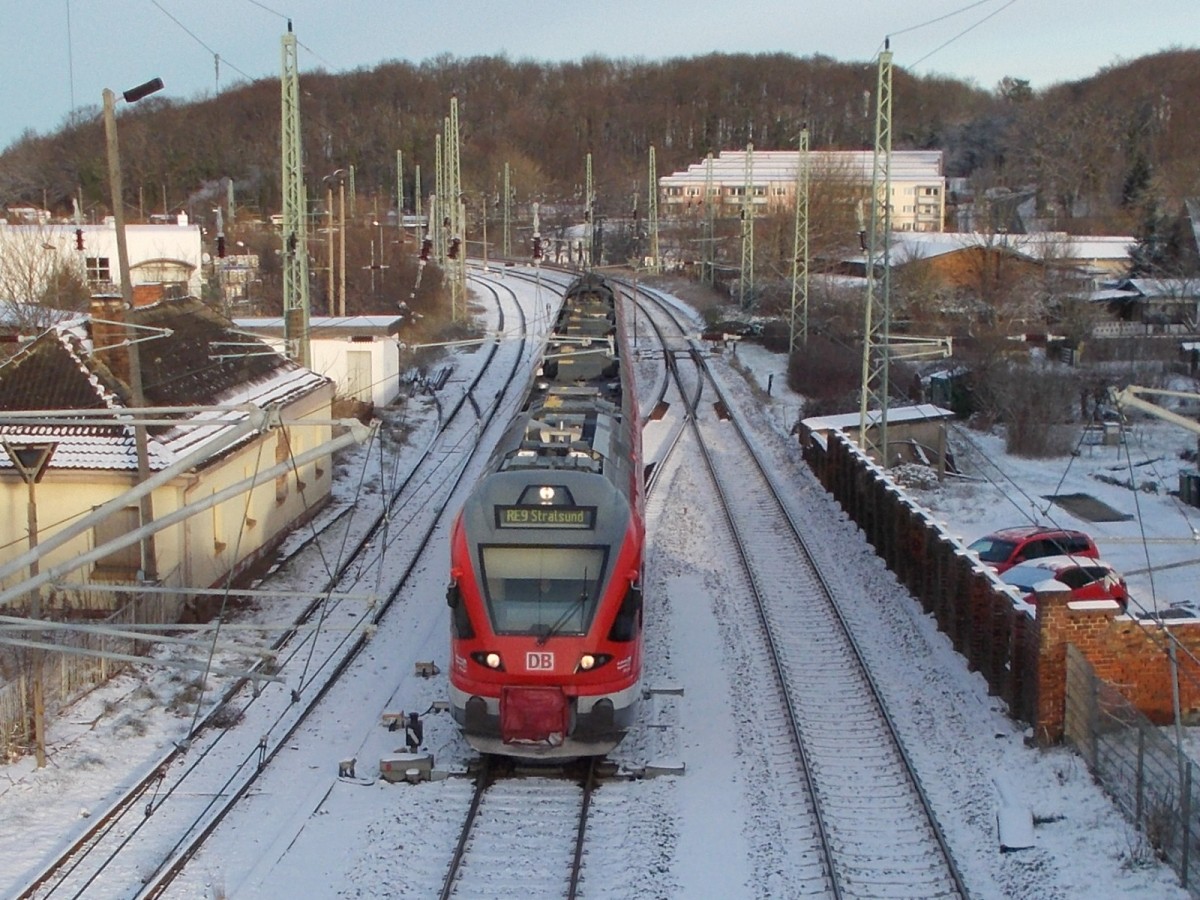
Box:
left=3, top=0, right=1197, bottom=151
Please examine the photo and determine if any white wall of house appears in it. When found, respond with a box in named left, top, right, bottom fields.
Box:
left=235, top=317, right=404, bottom=408
left=308, top=338, right=400, bottom=407
left=173, top=382, right=335, bottom=590
left=659, top=149, right=947, bottom=233
left=0, top=221, right=203, bottom=300
left=0, top=382, right=335, bottom=605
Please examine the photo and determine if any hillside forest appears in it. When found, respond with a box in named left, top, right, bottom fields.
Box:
left=3, top=50, right=1199, bottom=243
left=2, top=49, right=1199, bottom=450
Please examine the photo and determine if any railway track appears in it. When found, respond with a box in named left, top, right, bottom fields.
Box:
left=633, top=288, right=967, bottom=898
left=438, top=758, right=599, bottom=899
left=17, top=275, right=557, bottom=899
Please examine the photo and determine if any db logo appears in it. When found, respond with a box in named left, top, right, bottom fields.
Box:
left=526, top=651, right=554, bottom=671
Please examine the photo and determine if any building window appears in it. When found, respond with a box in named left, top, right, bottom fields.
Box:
left=92, top=506, right=140, bottom=580
left=85, top=257, right=111, bottom=284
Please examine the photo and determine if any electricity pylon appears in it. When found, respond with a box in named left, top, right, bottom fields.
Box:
left=859, top=43, right=894, bottom=464
left=739, top=142, right=754, bottom=309
left=789, top=126, right=810, bottom=355
left=280, top=22, right=310, bottom=367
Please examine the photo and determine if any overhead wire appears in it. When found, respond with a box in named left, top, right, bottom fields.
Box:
left=149, top=1, right=256, bottom=85
left=869, top=0, right=1018, bottom=71
left=295, top=420, right=381, bottom=690
left=908, top=1, right=1018, bottom=71
left=186, top=426, right=269, bottom=738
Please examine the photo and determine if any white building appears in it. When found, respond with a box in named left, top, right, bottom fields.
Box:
left=234, top=315, right=407, bottom=408
left=659, top=149, right=946, bottom=233
left=0, top=219, right=203, bottom=299
left=0, top=295, right=335, bottom=598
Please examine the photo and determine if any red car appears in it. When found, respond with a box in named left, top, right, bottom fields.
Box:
left=1000, top=555, right=1129, bottom=608
left=968, top=526, right=1099, bottom=574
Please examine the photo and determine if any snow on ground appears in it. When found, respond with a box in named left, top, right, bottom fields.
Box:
left=0, top=275, right=1196, bottom=898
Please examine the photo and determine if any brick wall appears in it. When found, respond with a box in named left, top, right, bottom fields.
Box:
left=810, top=429, right=1200, bottom=745
left=1038, top=590, right=1200, bottom=740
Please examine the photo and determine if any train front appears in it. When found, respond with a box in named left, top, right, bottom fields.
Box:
left=447, top=459, right=643, bottom=758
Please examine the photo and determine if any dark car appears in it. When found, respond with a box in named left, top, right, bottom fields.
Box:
left=1000, top=555, right=1129, bottom=608
left=968, top=526, right=1099, bottom=574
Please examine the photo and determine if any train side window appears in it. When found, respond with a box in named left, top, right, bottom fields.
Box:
left=452, top=601, right=475, bottom=639
left=607, top=583, right=643, bottom=642
left=447, top=579, right=475, bottom=638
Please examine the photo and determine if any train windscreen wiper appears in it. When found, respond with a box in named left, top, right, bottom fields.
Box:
left=535, top=569, right=590, bottom=645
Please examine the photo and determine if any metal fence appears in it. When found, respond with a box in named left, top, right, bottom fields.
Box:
left=1066, top=644, right=1200, bottom=894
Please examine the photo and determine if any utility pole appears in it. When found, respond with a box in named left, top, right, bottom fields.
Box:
left=647, top=145, right=661, bottom=274
left=502, top=161, right=512, bottom=258
left=104, top=77, right=162, bottom=588
left=859, top=42, right=894, bottom=465
left=447, top=96, right=464, bottom=320
left=585, top=152, right=594, bottom=268
left=789, top=125, right=811, bottom=354
left=739, top=142, right=755, bottom=310
left=325, top=180, right=335, bottom=315
left=280, top=22, right=310, bottom=366
left=434, top=134, right=444, bottom=264
left=396, top=149, right=404, bottom=221
left=414, top=163, right=422, bottom=223
left=703, top=152, right=715, bottom=286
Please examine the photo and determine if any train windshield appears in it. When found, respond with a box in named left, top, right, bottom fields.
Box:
left=479, top=545, right=607, bottom=637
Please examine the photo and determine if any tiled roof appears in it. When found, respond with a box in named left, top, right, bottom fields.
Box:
left=0, top=297, right=330, bottom=473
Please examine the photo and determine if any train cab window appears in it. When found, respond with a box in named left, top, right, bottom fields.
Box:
left=607, top=582, right=642, bottom=642
left=480, top=545, right=607, bottom=636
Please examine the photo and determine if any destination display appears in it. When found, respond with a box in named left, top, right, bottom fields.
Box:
left=496, top=505, right=596, bottom=529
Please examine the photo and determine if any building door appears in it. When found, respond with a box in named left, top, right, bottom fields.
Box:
left=346, top=350, right=372, bottom=403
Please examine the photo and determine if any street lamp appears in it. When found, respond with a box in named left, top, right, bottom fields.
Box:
left=104, top=76, right=163, bottom=584
left=3, top=441, right=56, bottom=767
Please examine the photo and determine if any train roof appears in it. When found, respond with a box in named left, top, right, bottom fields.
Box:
left=495, top=275, right=633, bottom=476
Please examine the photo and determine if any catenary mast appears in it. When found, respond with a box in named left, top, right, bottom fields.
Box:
left=859, top=44, right=894, bottom=464
left=280, top=22, right=310, bottom=366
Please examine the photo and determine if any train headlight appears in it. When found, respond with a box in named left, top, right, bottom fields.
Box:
left=575, top=653, right=612, bottom=673
left=469, top=651, right=505, bottom=671
left=538, top=485, right=556, bottom=503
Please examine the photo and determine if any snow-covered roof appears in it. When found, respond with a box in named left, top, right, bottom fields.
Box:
left=660, top=149, right=944, bottom=184
left=888, top=231, right=1135, bottom=263
left=235, top=315, right=406, bottom=336
left=0, top=297, right=331, bottom=472
left=1085, top=288, right=1141, bottom=302
left=801, top=404, right=955, bottom=435
left=1121, top=278, right=1200, bottom=298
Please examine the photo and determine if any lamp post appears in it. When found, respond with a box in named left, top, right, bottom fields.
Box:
left=4, top=442, right=56, bottom=767
left=104, top=77, right=163, bottom=583
left=323, top=169, right=347, bottom=316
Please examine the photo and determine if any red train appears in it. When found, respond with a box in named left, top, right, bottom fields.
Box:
left=447, top=273, right=645, bottom=758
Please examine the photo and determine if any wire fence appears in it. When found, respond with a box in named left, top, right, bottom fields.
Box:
left=1066, top=644, right=1200, bottom=895
left=0, top=588, right=185, bottom=760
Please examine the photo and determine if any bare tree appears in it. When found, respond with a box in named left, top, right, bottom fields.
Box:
left=0, top=227, right=89, bottom=337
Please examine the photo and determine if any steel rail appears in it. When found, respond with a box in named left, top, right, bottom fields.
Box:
left=18, top=278, right=537, bottom=899
left=689, top=344, right=969, bottom=898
